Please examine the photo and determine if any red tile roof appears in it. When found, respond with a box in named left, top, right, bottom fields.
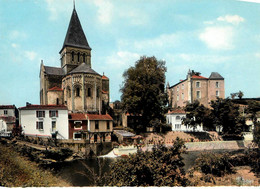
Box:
left=102, top=75, right=109, bottom=80
left=168, top=109, right=186, bottom=114
left=48, top=86, right=63, bottom=91
left=102, top=90, right=109, bottom=94
left=86, top=114, right=113, bottom=120
left=0, top=105, right=16, bottom=109
left=19, top=104, right=68, bottom=110
left=69, top=113, right=87, bottom=120
left=192, top=75, right=208, bottom=79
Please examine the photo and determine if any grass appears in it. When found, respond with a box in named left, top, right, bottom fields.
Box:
left=0, top=142, right=70, bottom=187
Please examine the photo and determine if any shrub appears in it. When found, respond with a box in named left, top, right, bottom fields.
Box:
left=193, top=152, right=234, bottom=177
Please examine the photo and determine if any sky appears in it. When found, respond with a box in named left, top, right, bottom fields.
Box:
left=0, top=0, right=260, bottom=108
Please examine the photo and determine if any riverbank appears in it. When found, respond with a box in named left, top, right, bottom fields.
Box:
left=0, top=142, right=71, bottom=187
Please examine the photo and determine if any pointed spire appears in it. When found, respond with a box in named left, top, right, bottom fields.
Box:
left=73, top=0, right=75, bottom=9
left=60, top=5, right=91, bottom=53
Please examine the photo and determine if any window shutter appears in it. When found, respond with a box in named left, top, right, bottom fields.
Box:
left=36, top=111, right=38, bottom=117
left=49, top=111, right=51, bottom=117
left=56, top=110, right=58, bottom=117
left=43, top=111, right=45, bottom=117
left=36, top=122, right=39, bottom=129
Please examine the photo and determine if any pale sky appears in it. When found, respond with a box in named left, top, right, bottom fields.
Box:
left=0, top=0, right=260, bottom=108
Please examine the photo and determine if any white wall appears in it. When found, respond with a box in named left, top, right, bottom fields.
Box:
left=166, top=113, right=204, bottom=132
left=0, top=109, right=15, bottom=117
left=0, top=120, right=7, bottom=132
left=20, top=109, right=69, bottom=139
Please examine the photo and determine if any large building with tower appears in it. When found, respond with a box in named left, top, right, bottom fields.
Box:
left=40, top=6, right=109, bottom=114
left=167, top=70, right=225, bottom=108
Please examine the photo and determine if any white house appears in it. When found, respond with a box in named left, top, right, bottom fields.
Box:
left=0, top=105, right=18, bottom=137
left=166, top=109, right=204, bottom=132
left=19, top=104, right=69, bottom=139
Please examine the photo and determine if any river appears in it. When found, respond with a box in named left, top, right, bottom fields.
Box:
left=43, top=148, right=244, bottom=186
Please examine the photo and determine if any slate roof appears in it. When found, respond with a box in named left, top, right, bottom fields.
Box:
left=114, top=130, right=136, bottom=137
left=44, top=66, right=64, bottom=76
left=60, top=8, right=91, bottom=52
left=69, top=63, right=100, bottom=76
left=209, top=72, right=224, bottom=80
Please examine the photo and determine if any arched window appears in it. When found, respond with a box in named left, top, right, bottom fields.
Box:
left=77, top=52, right=80, bottom=62
left=87, top=87, right=91, bottom=97
left=96, top=88, right=99, bottom=98
left=83, top=53, right=86, bottom=62
left=71, top=52, right=74, bottom=62
left=76, top=87, right=80, bottom=97
left=176, top=116, right=181, bottom=120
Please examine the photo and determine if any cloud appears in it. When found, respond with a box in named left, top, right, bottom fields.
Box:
left=9, top=30, right=27, bottom=40
left=119, top=9, right=148, bottom=26
left=11, top=43, right=19, bottom=48
left=217, top=15, right=245, bottom=25
left=93, top=0, right=113, bottom=24
left=106, top=51, right=140, bottom=69
left=238, top=0, right=260, bottom=3
left=45, top=0, right=70, bottom=20
left=199, top=26, right=234, bottom=50
left=255, top=52, right=260, bottom=59
left=133, top=33, right=180, bottom=51
left=25, top=51, right=37, bottom=61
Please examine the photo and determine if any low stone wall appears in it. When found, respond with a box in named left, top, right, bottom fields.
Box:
left=184, top=140, right=254, bottom=151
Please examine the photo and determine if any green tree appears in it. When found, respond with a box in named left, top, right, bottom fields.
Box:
left=120, top=56, right=168, bottom=133
left=105, top=138, right=188, bottom=186
left=246, top=101, right=260, bottom=146
left=183, top=100, right=215, bottom=131
left=238, top=91, right=244, bottom=99
left=211, top=98, right=245, bottom=137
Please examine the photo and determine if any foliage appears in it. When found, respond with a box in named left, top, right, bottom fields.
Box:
left=230, top=91, right=244, bottom=99
left=211, top=98, right=245, bottom=136
left=192, top=152, right=234, bottom=177
left=105, top=138, right=188, bottom=186
left=0, top=143, right=68, bottom=187
left=76, top=158, right=108, bottom=186
left=183, top=100, right=215, bottom=131
left=120, top=56, right=168, bottom=133
left=149, top=118, right=171, bottom=134
left=44, top=148, right=73, bottom=161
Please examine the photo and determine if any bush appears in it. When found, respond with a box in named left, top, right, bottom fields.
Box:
left=193, top=152, right=234, bottom=177
left=44, top=148, right=73, bottom=161
left=105, top=138, right=188, bottom=186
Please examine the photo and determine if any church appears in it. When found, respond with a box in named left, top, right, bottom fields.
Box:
left=40, top=5, right=109, bottom=114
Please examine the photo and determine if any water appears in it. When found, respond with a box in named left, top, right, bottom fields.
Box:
left=45, top=149, right=244, bottom=186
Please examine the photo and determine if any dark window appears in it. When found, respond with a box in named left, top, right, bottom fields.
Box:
left=76, top=87, right=80, bottom=97
left=36, top=121, right=43, bottom=130
left=52, top=121, right=56, bottom=132
left=87, top=88, right=91, bottom=97
left=71, top=52, right=74, bottom=61
left=56, top=98, right=59, bottom=105
left=96, top=88, right=99, bottom=98
left=77, top=52, right=80, bottom=62
left=107, top=121, right=110, bottom=130
left=74, top=133, right=81, bottom=140
left=176, top=116, right=181, bottom=120
left=4, top=110, right=8, bottom=115
left=74, top=121, right=82, bottom=129
left=95, top=120, right=99, bottom=129
left=83, top=53, right=86, bottom=62
left=49, top=110, right=58, bottom=117
left=36, top=111, right=45, bottom=118
left=94, top=134, right=97, bottom=142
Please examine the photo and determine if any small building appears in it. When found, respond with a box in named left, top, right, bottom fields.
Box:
left=68, top=113, right=113, bottom=143
left=86, top=114, right=113, bottom=143
left=113, top=130, right=136, bottom=143
left=166, top=109, right=204, bottom=132
left=19, top=104, right=69, bottom=139
left=0, top=105, right=18, bottom=137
